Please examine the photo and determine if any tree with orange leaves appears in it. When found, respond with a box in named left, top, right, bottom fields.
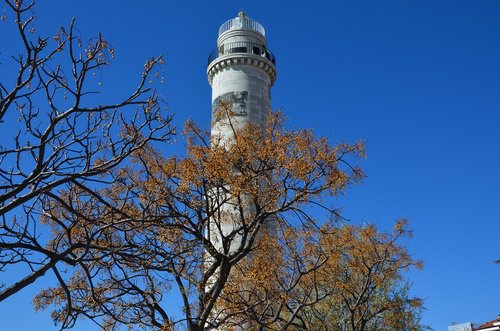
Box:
left=1, top=2, right=425, bottom=331
left=214, top=218, right=427, bottom=331
left=32, top=108, right=365, bottom=330
left=295, top=220, right=428, bottom=331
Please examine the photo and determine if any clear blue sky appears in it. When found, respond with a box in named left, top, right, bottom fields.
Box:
left=1, top=1, right=499, bottom=330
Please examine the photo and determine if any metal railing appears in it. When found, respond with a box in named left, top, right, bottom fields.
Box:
left=208, top=41, right=276, bottom=66
left=218, top=16, right=265, bottom=36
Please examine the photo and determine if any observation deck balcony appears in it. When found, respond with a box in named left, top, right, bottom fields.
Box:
left=218, top=14, right=265, bottom=36
left=207, top=41, right=276, bottom=66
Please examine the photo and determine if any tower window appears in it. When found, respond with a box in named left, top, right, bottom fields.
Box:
left=229, top=46, right=247, bottom=54
left=252, top=46, right=261, bottom=55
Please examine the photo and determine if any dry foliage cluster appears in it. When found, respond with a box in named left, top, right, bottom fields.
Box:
left=0, top=1, right=426, bottom=331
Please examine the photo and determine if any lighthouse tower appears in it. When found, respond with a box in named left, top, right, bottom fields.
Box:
left=205, top=12, right=276, bottom=328
left=205, top=13, right=277, bottom=329
left=208, top=11, right=276, bottom=142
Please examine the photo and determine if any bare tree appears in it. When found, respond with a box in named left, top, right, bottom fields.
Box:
left=0, top=0, right=173, bottom=302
